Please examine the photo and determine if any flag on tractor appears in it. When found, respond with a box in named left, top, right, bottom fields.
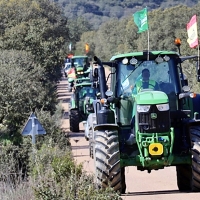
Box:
left=187, top=15, right=198, bottom=48
left=133, top=8, right=148, bottom=33
left=67, top=67, right=76, bottom=79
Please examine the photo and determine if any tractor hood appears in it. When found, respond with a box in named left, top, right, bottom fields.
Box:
left=135, top=91, right=168, bottom=105
left=77, top=66, right=84, bottom=72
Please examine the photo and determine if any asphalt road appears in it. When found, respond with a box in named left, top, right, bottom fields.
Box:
left=58, top=75, right=200, bottom=200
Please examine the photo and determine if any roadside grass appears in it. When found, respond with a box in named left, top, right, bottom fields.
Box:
left=0, top=180, right=33, bottom=200
left=0, top=103, right=122, bottom=200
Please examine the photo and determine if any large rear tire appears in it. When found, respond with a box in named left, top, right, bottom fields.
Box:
left=190, top=126, right=200, bottom=191
left=94, top=130, right=126, bottom=194
left=69, top=109, right=79, bottom=132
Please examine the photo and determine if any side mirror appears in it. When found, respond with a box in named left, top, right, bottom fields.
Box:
left=182, top=85, right=190, bottom=92
left=180, top=73, right=188, bottom=86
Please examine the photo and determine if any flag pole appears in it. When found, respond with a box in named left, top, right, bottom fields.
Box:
left=197, top=15, right=199, bottom=77
left=197, top=44, right=200, bottom=82
left=147, top=30, right=149, bottom=60
left=146, top=6, right=149, bottom=60
left=197, top=14, right=200, bottom=81
left=198, top=44, right=199, bottom=75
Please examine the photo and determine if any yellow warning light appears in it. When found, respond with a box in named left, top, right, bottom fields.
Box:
left=85, top=43, right=89, bottom=53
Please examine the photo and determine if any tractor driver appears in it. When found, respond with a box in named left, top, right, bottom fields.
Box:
left=132, top=68, right=159, bottom=94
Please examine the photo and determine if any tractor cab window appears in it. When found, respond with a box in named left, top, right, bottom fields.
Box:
left=116, top=57, right=179, bottom=120
left=117, top=59, right=176, bottom=97
left=72, top=57, right=89, bottom=71
left=79, top=87, right=97, bottom=99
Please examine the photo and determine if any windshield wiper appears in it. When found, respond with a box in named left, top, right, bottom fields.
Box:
left=122, top=61, right=144, bottom=83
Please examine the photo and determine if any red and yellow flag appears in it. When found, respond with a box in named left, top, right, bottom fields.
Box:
left=187, top=15, right=198, bottom=48
left=67, top=67, right=76, bottom=79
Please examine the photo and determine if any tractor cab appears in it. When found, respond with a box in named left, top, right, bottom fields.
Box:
left=109, top=51, right=198, bottom=127
left=71, top=55, right=90, bottom=75
left=69, top=77, right=99, bottom=132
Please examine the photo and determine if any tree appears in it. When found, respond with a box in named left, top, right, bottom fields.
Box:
left=0, top=0, right=71, bottom=143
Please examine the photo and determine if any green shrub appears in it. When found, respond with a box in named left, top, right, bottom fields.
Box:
left=29, top=144, right=122, bottom=200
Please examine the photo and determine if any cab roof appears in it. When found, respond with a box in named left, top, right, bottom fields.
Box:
left=72, top=55, right=88, bottom=59
left=110, top=51, right=179, bottom=61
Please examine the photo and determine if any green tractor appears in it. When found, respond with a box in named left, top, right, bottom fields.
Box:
left=71, top=55, right=90, bottom=74
left=68, top=55, right=91, bottom=92
left=69, top=77, right=98, bottom=132
left=89, top=44, right=200, bottom=194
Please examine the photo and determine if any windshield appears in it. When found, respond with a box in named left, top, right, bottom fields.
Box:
left=79, top=86, right=97, bottom=99
left=116, top=58, right=181, bottom=111
left=117, top=60, right=178, bottom=97
left=64, top=63, right=71, bottom=70
left=72, top=57, right=89, bottom=68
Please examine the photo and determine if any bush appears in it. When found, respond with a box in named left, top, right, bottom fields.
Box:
left=29, top=144, right=121, bottom=200
left=0, top=143, right=30, bottom=184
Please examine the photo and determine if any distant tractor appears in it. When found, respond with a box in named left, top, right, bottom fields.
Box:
left=67, top=55, right=91, bottom=92
left=69, top=77, right=98, bottom=132
left=71, top=55, right=90, bottom=75
left=88, top=40, right=200, bottom=194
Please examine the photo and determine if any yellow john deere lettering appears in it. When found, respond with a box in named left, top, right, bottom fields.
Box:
left=149, top=143, right=163, bottom=156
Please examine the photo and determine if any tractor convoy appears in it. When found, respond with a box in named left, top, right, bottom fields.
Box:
left=68, top=55, right=98, bottom=132
left=67, top=41, right=200, bottom=194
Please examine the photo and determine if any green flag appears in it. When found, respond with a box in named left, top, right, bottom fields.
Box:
left=133, top=8, right=148, bottom=33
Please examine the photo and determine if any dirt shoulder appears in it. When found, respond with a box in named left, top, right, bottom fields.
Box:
left=57, top=75, right=95, bottom=174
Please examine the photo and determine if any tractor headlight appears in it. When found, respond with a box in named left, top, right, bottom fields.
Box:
left=137, top=105, right=151, bottom=113
left=156, top=103, right=169, bottom=111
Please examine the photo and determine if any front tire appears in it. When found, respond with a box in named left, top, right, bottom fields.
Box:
left=69, top=109, right=79, bottom=132
left=190, top=126, right=200, bottom=191
left=176, top=165, right=191, bottom=191
left=94, top=130, right=125, bottom=194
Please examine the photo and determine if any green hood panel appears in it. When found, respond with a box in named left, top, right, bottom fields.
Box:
left=135, top=91, right=168, bottom=105
left=77, top=66, right=84, bottom=71
left=68, top=78, right=74, bottom=83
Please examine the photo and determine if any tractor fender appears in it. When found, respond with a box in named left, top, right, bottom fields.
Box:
left=68, top=77, right=75, bottom=83
left=69, top=108, right=78, bottom=114
left=85, top=113, right=96, bottom=140
left=87, top=113, right=96, bottom=129
left=94, top=123, right=119, bottom=131
left=70, top=94, right=76, bottom=109
left=192, top=94, right=200, bottom=115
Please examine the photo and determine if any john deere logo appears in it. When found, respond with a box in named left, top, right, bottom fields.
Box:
left=151, top=113, right=157, bottom=119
